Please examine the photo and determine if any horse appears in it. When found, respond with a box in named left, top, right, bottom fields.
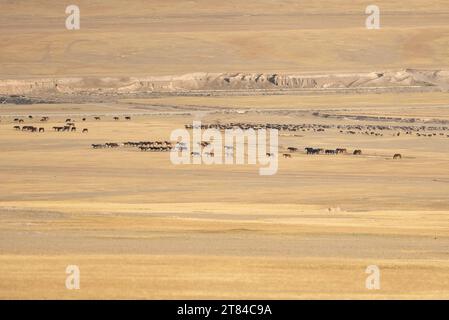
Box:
left=38, top=128, right=45, bottom=132
left=106, top=143, right=119, bottom=148
left=22, top=126, right=37, bottom=132
left=82, top=128, right=88, bottom=133
left=353, top=150, right=362, bottom=155
left=393, top=154, right=402, bottom=159
left=21, top=126, right=34, bottom=131
left=282, top=153, right=292, bottom=158
left=305, top=147, right=322, bottom=155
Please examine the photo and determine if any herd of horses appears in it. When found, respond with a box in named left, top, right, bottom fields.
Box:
left=90, top=140, right=403, bottom=160
left=92, top=140, right=173, bottom=152
left=303, top=147, right=353, bottom=155
left=283, top=147, right=401, bottom=159
left=188, top=122, right=449, bottom=139
left=7, top=116, right=406, bottom=159
left=10, top=115, right=132, bottom=134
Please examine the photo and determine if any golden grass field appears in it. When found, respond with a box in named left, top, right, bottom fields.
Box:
left=1, top=0, right=449, bottom=299
left=1, top=0, right=449, bottom=77
left=1, top=94, right=449, bottom=299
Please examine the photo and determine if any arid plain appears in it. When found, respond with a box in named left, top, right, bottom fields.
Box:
left=1, top=0, right=449, bottom=299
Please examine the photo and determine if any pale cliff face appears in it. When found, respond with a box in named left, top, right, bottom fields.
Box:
left=1, top=69, right=447, bottom=95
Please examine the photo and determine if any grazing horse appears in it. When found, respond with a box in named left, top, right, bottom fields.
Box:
left=305, top=147, right=314, bottom=154
left=22, top=126, right=37, bottom=132
left=336, top=148, right=347, bottom=154
left=71, top=127, right=77, bottom=132
left=353, top=150, right=362, bottom=155
left=94, top=117, right=101, bottom=120
left=282, top=153, right=292, bottom=158
left=18, top=119, right=24, bottom=123
left=125, top=116, right=131, bottom=120
left=105, top=142, right=119, bottom=148
left=113, top=117, right=119, bottom=121
left=92, top=144, right=105, bottom=149
left=325, top=149, right=336, bottom=155
left=393, top=153, right=402, bottom=159
left=305, top=147, right=322, bottom=155
left=13, top=126, right=20, bottom=130
left=82, top=128, right=88, bottom=133
left=287, top=147, right=298, bottom=152
left=39, top=128, right=45, bottom=132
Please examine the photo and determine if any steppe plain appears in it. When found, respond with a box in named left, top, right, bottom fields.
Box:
left=1, top=0, right=449, bottom=299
